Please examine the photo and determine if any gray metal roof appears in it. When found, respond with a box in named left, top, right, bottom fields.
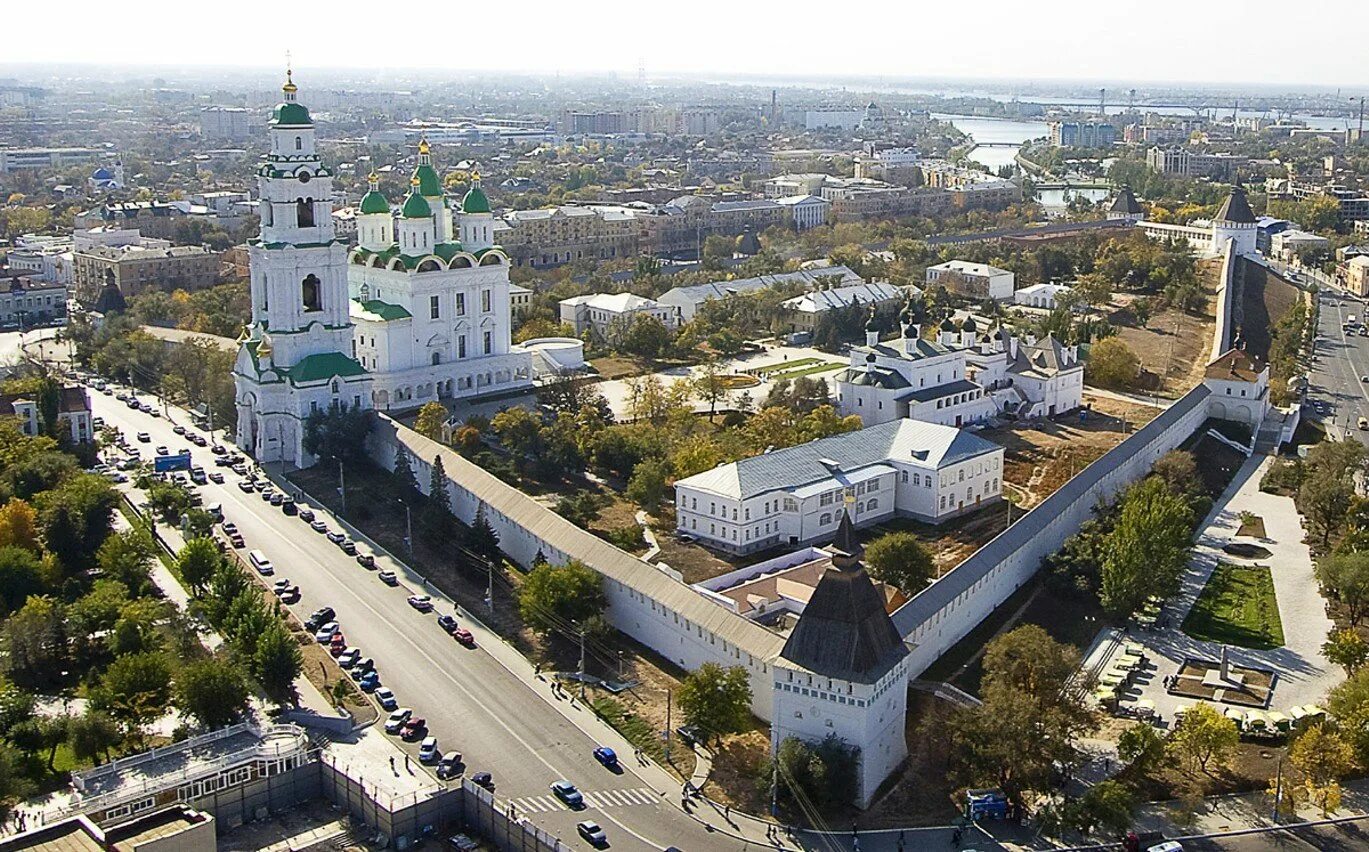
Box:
left=904, top=378, right=979, bottom=403
left=890, top=384, right=1211, bottom=637
left=657, top=266, right=861, bottom=308
left=676, top=419, right=1001, bottom=501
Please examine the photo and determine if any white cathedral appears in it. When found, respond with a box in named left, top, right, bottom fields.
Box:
left=235, top=74, right=532, bottom=466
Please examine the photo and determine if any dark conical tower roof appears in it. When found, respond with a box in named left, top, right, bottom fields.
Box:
left=780, top=509, right=907, bottom=683
left=736, top=225, right=761, bottom=256
left=92, top=269, right=126, bottom=315
left=1215, top=184, right=1256, bottom=224
left=1109, top=185, right=1143, bottom=215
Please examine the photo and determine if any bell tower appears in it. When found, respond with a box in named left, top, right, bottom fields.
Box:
left=235, top=68, right=371, bottom=467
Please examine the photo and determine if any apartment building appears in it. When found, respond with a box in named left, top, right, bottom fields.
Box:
left=925, top=260, right=1015, bottom=301
left=559, top=292, right=676, bottom=339
left=636, top=196, right=787, bottom=258
left=200, top=106, right=253, bottom=141
left=499, top=205, right=640, bottom=267
left=0, top=147, right=102, bottom=173
left=1049, top=121, right=1117, bottom=148
left=73, top=243, right=219, bottom=304
left=0, top=278, right=68, bottom=328
left=0, top=386, right=91, bottom=443
left=1145, top=146, right=1247, bottom=179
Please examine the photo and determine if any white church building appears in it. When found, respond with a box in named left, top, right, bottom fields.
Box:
left=235, top=74, right=532, bottom=465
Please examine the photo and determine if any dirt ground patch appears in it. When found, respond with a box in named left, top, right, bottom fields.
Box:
left=1107, top=258, right=1222, bottom=397
left=588, top=355, right=648, bottom=381
left=983, top=396, right=1160, bottom=510
left=701, top=728, right=770, bottom=813
left=297, top=633, right=378, bottom=725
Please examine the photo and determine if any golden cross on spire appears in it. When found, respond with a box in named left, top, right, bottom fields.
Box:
left=282, top=50, right=297, bottom=94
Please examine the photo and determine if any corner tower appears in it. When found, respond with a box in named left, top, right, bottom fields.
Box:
left=234, top=69, right=371, bottom=467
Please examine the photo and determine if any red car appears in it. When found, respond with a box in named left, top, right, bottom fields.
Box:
left=400, top=718, right=427, bottom=741
left=329, top=636, right=347, bottom=656
left=452, top=627, right=475, bottom=647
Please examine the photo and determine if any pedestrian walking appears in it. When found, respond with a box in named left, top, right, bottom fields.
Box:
left=389, top=756, right=395, bottom=773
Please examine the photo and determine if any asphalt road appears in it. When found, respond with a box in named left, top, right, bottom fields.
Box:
left=87, top=390, right=742, bottom=852
left=1181, top=817, right=1369, bottom=851
left=1305, top=289, right=1369, bottom=446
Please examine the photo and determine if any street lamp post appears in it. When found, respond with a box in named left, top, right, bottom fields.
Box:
left=397, top=499, right=413, bottom=555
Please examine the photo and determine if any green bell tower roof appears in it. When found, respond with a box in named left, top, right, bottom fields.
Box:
left=359, top=172, right=390, bottom=214
left=270, top=68, right=312, bottom=126
left=462, top=173, right=491, bottom=214
left=401, top=177, right=433, bottom=219
left=412, top=138, right=443, bottom=197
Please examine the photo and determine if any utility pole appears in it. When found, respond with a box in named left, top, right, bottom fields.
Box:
left=664, top=688, right=672, bottom=765
left=578, top=626, right=586, bottom=700
left=338, top=460, right=346, bottom=515
left=399, top=500, right=413, bottom=555
left=1353, top=96, right=1366, bottom=144
left=485, top=560, right=493, bottom=613
left=770, top=729, right=778, bottom=817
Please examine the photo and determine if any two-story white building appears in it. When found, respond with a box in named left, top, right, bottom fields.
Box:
left=674, top=418, right=1004, bottom=555
left=924, top=260, right=1015, bottom=301
left=558, top=292, right=677, bottom=340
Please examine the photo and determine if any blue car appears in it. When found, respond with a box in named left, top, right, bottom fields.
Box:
left=359, top=671, right=380, bottom=691
left=592, top=746, right=618, bottom=768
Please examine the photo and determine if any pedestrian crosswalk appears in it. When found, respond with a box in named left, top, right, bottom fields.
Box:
left=508, top=787, right=659, bottom=813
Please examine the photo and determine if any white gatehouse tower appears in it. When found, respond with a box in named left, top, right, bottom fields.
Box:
left=234, top=70, right=371, bottom=466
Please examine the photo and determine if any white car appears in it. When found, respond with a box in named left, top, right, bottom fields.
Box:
left=418, top=736, right=439, bottom=763
left=313, top=622, right=339, bottom=643
left=384, top=708, right=412, bottom=734
left=375, top=687, right=398, bottom=710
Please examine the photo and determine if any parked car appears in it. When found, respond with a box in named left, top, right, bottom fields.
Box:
left=437, top=614, right=457, bottom=632
left=298, top=508, right=315, bottom=522
left=326, top=530, right=345, bottom=544
left=451, top=628, right=474, bottom=647
left=358, top=671, right=380, bottom=691
left=375, top=687, right=397, bottom=710
left=378, top=571, right=398, bottom=586
left=436, top=753, right=462, bottom=779
left=470, top=771, right=494, bottom=790
left=281, top=499, right=297, bottom=515
left=407, top=595, right=433, bottom=613
left=356, top=553, right=376, bottom=569
left=208, top=471, right=225, bottom=484
left=306, top=607, right=335, bottom=628
left=337, top=648, right=361, bottom=668
left=349, top=658, right=374, bottom=679
left=400, top=717, right=427, bottom=741
left=384, top=708, right=412, bottom=734
left=173, top=425, right=186, bottom=436
left=418, top=736, right=440, bottom=763
left=279, top=586, right=300, bottom=604
left=339, top=539, right=357, bottom=555
left=311, top=520, right=329, bottom=533
left=237, top=480, right=255, bottom=493
left=550, top=780, right=584, bottom=809
left=313, top=622, right=339, bottom=643
left=155, top=446, right=169, bottom=456
left=136, top=432, right=150, bottom=443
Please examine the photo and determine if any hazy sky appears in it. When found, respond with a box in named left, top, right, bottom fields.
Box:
left=8, top=0, right=1369, bottom=89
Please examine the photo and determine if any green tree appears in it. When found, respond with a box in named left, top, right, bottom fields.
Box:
left=678, top=663, right=752, bottom=743
left=1167, top=701, right=1238, bottom=774
left=1073, top=780, right=1136, bottom=835
left=944, top=626, right=1095, bottom=800
left=3, top=595, right=67, bottom=686
left=864, top=531, right=935, bottom=593
left=763, top=734, right=859, bottom=816
left=254, top=622, right=302, bottom=706
left=1315, top=552, right=1369, bottom=625
left=626, top=457, right=670, bottom=511
left=174, top=658, right=249, bottom=728
left=424, top=455, right=454, bottom=537
left=617, top=314, right=673, bottom=361
left=692, top=360, right=731, bottom=420
left=1117, top=722, right=1169, bottom=778
left=302, top=403, right=371, bottom=464
left=1329, top=668, right=1369, bottom=762
left=37, top=473, right=118, bottom=571
left=517, top=559, right=604, bottom=633
left=414, top=402, right=448, bottom=442
left=1101, top=476, right=1194, bottom=617
left=1302, top=479, right=1355, bottom=546
left=96, top=528, right=156, bottom=595
left=0, top=546, right=44, bottom=615
left=1289, top=723, right=1354, bottom=817
left=94, top=652, right=172, bottom=735
left=1087, top=337, right=1141, bottom=390
left=176, top=537, right=221, bottom=596
left=67, top=710, right=121, bottom=765
left=467, top=504, right=501, bottom=563
left=392, top=446, right=420, bottom=496
left=1324, top=629, right=1369, bottom=676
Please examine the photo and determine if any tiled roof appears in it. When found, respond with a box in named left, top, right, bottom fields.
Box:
left=282, top=353, right=368, bottom=385
left=1215, top=185, right=1256, bottom=224
left=352, top=299, right=412, bottom=322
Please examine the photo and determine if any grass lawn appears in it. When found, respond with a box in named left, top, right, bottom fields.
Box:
left=591, top=696, right=668, bottom=764
left=1183, top=563, right=1285, bottom=650
left=750, top=357, right=820, bottom=376
left=767, top=361, right=845, bottom=380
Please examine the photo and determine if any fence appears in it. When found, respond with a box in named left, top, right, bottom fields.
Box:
left=317, top=750, right=460, bottom=849
left=458, top=778, right=567, bottom=852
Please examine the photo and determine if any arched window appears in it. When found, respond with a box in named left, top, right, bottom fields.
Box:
left=820, top=513, right=831, bottom=526
left=301, top=274, right=321, bottom=312
left=431, top=352, right=441, bottom=366
left=331, top=380, right=340, bottom=394
left=297, top=198, right=315, bottom=228
left=867, top=498, right=879, bottom=511
left=295, top=136, right=302, bottom=150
